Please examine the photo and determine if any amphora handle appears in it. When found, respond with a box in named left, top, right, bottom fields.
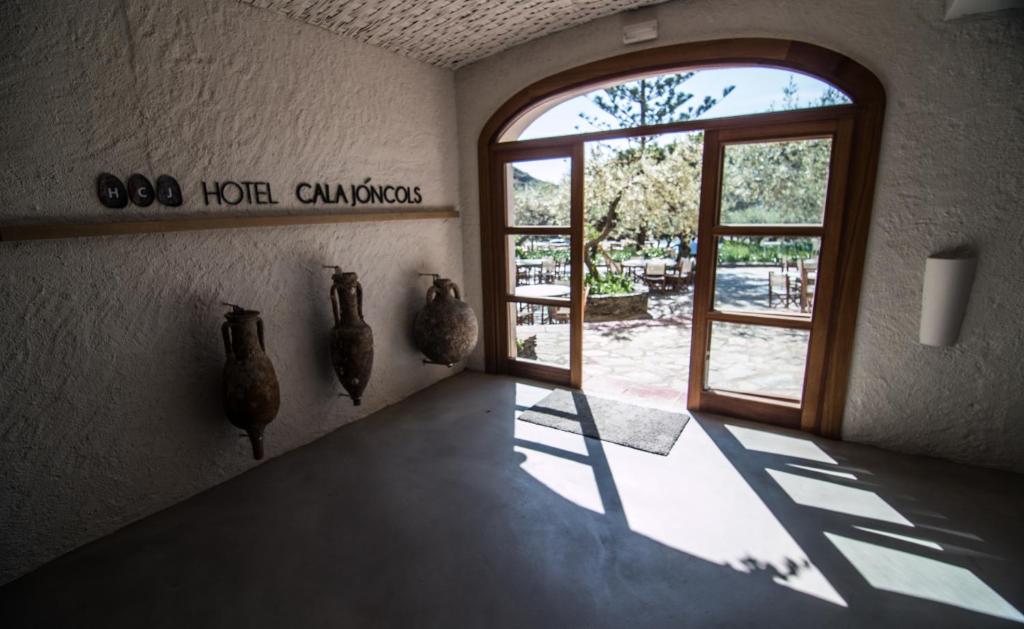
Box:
left=329, top=284, right=341, bottom=326
left=221, top=321, right=233, bottom=359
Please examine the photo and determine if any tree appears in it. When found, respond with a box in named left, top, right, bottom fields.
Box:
left=584, top=137, right=703, bottom=274
left=511, top=167, right=569, bottom=227
left=720, top=81, right=845, bottom=225
left=583, top=72, right=734, bottom=131
left=581, top=73, right=734, bottom=275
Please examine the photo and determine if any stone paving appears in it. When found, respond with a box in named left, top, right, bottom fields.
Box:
left=514, top=266, right=811, bottom=408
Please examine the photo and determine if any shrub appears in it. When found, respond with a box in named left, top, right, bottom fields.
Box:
left=515, top=246, right=570, bottom=262
left=585, top=271, right=635, bottom=295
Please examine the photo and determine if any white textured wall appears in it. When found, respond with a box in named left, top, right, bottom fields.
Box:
left=455, top=1, right=1024, bottom=470
left=0, top=0, right=461, bottom=584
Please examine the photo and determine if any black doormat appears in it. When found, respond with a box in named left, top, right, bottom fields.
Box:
left=518, top=389, right=689, bottom=456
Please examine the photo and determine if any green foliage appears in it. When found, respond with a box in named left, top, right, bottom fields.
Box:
left=720, top=138, right=832, bottom=225
left=605, top=246, right=637, bottom=262
left=585, top=271, right=635, bottom=296
left=515, top=335, right=538, bottom=360
left=511, top=167, right=569, bottom=227
left=514, top=245, right=570, bottom=262
left=640, top=246, right=674, bottom=259
left=717, top=238, right=816, bottom=264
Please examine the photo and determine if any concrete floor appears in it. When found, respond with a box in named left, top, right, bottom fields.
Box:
left=2, top=372, right=1022, bottom=628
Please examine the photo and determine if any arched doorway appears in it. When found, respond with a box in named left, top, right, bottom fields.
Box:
left=477, top=39, right=885, bottom=437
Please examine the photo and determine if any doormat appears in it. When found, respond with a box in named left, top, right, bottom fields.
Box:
left=518, top=389, right=689, bottom=456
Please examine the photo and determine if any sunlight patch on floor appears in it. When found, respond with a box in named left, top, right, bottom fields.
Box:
left=513, top=382, right=604, bottom=511
left=767, top=469, right=913, bottom=526
left=726, top=424, right=838, bottom=464
left=513, top=382, right=556, bottom=419
left=854, top=526, right=943, bottom=551
left=612, top=420, right=847, bottom=607
left=826, top=533, right=1024, bottom=623
left=514, top=442, right=606, bottom=514
left=787, top=463, right=858, bottom=480
left=508, top=390, right=847, bottom=607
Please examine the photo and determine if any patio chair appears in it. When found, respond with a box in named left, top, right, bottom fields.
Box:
left=799, top=259, right=817, bottom=313
left=665, top=258, right=694, bottom=292
left=643, top=262, right=667, bottom=292
left=515, top=265, right=530, bottom=286
left=516, top=302, right=535, bottom=325
left=547, top=286, right=587, bottom=324
left=540, top=258, right=557, bottom=283
left=768, top=271, right=797, bottom=309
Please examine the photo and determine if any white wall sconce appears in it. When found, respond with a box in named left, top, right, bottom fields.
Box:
left=919, top=251, right=977, bottom=346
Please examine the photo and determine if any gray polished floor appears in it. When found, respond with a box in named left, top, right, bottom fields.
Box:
left=2, top=372, right=1022, bottom=628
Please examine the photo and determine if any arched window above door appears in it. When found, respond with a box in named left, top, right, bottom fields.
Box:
left=504, top=67, right=852, bottom=142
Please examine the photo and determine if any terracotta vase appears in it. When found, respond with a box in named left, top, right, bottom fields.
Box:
left=221, top=305, right=280, bottom=460
left=413, top=276, right=478, bottom=366
left=326, top=267, right=374, bottom=406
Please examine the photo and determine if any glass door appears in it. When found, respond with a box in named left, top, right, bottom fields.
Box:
left=493, top=145, right=584, bottom=387
left=688, top=118, right=853, bottom=428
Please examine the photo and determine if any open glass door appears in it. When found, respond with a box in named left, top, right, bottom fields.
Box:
left=493, top=145, right=584, bottom=387
left=688, top=118, right=853, bottom=428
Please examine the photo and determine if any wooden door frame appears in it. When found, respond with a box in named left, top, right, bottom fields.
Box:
left=491, top=144, right=584, bottom=387
left=688, top=118, right=855, bottom=430
left=477, top=38, right=886, bottom=438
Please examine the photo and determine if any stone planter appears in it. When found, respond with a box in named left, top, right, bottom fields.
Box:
left=584, top=286, right=650, bottom=322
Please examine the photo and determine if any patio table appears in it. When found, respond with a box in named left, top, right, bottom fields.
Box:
left=514, top=283, right=570, bottom=299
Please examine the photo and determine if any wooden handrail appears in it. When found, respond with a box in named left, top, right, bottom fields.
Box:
left=0, top=207, right=458, bottom=242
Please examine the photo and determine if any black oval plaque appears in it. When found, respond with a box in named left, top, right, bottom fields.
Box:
left=97, top=173, right=128, bottom=209
left=127, top=174, right=155, bottom=207
left=156, top=175, right=183, bottom=207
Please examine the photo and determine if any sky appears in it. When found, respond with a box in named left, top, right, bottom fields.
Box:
left=514, top=67, right=848, bottom=183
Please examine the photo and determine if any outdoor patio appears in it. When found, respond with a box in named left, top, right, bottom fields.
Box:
left=514, top=266, right=812, bottom=409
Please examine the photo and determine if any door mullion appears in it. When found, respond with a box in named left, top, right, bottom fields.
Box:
left=688, top=129, right=722, bottom=409
left=569, top=141, right=585, bottom=388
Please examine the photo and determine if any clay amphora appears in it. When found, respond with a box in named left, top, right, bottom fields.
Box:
left=221, top=305, right=280, bottom=460
left=326, top=267, right=374, bottom=406
left=413, top=276, right=478, bottom=366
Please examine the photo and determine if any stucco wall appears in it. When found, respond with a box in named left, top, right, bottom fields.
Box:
left=0, top=0, right=461, bottom=584
left=455, top=1, right=1024, bottom=470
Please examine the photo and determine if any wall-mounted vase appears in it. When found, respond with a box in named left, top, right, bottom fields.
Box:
left=221, top=305, right=280, bottom=459
left=326, top=267, right=374, bottom=405
left=413, top=276, right=478, bottom=366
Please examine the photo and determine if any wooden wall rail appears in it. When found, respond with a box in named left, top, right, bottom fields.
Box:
left=0, top=207, right=459, bottom=242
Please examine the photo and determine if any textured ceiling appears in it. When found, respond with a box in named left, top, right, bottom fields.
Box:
left=238, top=0, right=668, bottom=69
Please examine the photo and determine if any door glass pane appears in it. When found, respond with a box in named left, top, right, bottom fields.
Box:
left=508, top=235, right=571, bottom=298
left=706, top=322, right=810, bottom=400
left=720, top=138, right=832, bottom=225
left=508, top=301, right=570, bottom=368
left=714, top=236, right=821, bottom=314
left=505, top=158, right=571, bottom=227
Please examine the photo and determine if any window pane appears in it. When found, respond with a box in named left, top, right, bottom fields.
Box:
left=508, top=235, right=571, bottom=297
left=714, top=236, right=821, bottom=314
left=505, top=158, right=570, bottom=227
left=720, top=138, right=832, bottom=225
left=509, top=302, right=570, bottom=368
left=706, top=322, right=809, bottom=400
